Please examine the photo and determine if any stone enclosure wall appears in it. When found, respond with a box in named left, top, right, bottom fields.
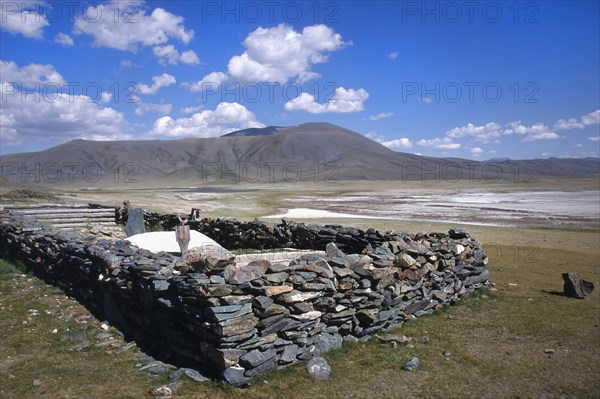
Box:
left=0, top=211, right=490, bottom=386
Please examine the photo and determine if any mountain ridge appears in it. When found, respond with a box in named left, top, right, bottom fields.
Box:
left=1, top=123, right=598, bottom=187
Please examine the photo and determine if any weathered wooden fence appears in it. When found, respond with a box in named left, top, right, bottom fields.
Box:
left=1, top=204, right=116, bottom=229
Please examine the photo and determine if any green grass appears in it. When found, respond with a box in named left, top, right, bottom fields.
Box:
left=0, top=259, right=27, bottom=276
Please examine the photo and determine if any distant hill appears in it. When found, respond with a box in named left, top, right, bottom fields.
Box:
left=484, top=157, right=512, bottom=163
left=1, top=122, right=598, bottom=187
left=221, top=126, right=286, bottom=137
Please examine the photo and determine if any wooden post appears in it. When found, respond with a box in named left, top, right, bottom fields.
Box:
left=175, top=216, right=190, bottom=258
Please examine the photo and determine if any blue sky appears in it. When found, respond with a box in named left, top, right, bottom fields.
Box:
left=1, top=0, right=599, bottom=159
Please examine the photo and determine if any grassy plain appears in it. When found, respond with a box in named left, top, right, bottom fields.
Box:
left=1, top=178, right=599, bottom=398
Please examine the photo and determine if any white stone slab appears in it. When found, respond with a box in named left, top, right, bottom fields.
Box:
left=125, top=230, right=225, bottom=254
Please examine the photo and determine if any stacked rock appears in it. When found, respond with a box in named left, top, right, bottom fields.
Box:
left=0, top=211, right=490, bottom=386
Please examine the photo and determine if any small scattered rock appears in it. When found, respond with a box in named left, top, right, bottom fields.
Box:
left=375, top=334, right=409, bottom=344
left=443, top=350, right=452, bottom=358
left=151, top=385, right=171, bottom=397
left=115, top=341, right=137, bottom=354
left=403, top=356, right=420, bottom=371
left=183, top=368, right=209, bottom=382
left=544, top=348, right=555, bottom=354
left=95, top=339, right=117, bottom=348
left=100, top=323, right=109, bottom=331
left=32, top=379, right=42, bottom=387
left=307, top=356, right=331, bottom=380
left=151, top=381, right=181, bottom=397
left=140, top=361, right=175, bottom=375
left=419, top=336, right=430, bottom=344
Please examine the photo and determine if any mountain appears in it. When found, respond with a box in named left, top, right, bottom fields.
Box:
left=484, top=157, right=512, bottom=163
left=221, top=126, right=285, bottom=137
left=1, top=122, right=598, bottom=187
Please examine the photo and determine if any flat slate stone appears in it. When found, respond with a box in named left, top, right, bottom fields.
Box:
left=223, top=366, right=250, bottom=387
left=206, top=303, right=253, bottom=322
left=224, top=260, right=271, bottom=284
left=240, top=348, right=277, bottom=368
left=280, top=344, right=299, bottom=364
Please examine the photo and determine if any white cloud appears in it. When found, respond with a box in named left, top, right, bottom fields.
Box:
left=284, top=87, right=369, bottom=114
left=180, top=50, right=201, bottom=65
left=182, top=71, right=228, bottom=92
left=137, top=73, right=176, bottom=95
left=1, top=127, right=21, bottom=146
left=135, top=101, right=172, bottom=115
left=574, top=143, right=583, bottom=148
left=505, top=121, right=559, bottom=142
left=554, top=118, right=584, bottom=130
left=228, top=24, right=348, bottom=84
left=99, top=92, right=113, bottom=104
left=446, top=122, right=502, bottom=142
left=416, top=137, right=461, bottom=150
left=0, top=1, right=48, bottom=38
left=1, top=82, right=129, bottom=146
left=153, top=45, right=180, bottom=65
left=153, top=45, right=200, bottom=65
left=387, top=51, right=399, bottom=60
left=181, top=105, right=204, bottom=114
left=589, top=136, right=600, bottom=141
left=74, top=1, right=193, bottom=52
left=366, top=131, right=412, bottom=149
left=381, top=138, right=413, bottom=149
left=469, top=147, right=483, bottom=157
left=521, top=131, right=560, bottom=142
left=555, top=109, right=600, bottom=130
left=446, top=121, right=558, bottom=142
left=419, top=97, right=433, bottom=104
left=0, top=59, right=65, bottom=86
left=145, top=102, right=264, bottom=138
left=120, top=60, right=135, bottom=68
left=54, top=32, right=74, bottom=46
left=368, top=112, right=394, bottom=121
left=581, top=109, right=600, bottom=126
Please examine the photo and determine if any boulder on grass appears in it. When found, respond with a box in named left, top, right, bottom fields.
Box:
left=307, top=356, right=331, bottom=380
left=562, top=272, right=594, bottom=299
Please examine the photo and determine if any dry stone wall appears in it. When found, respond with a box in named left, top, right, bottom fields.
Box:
left=1, top=211, right=490, bottom=386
